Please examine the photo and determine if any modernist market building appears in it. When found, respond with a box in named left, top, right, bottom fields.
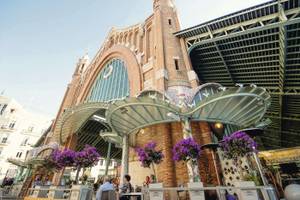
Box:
left=14, top=0, right=300, bottom=199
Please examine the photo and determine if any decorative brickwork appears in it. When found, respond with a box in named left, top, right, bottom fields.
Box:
left=50, top=0, right=218, bottom=191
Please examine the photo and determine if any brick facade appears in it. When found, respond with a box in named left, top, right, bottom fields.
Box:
left=127, top=121, right=218, bottom=187
left=50, top=0, right=217, bottom=189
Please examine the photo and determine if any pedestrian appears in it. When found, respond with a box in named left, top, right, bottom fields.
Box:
left=96, top=176, right=114, bottom=200
left=119, top=175, right=133, bottom=200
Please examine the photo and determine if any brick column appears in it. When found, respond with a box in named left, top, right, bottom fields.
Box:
left=196, top=122, right=219, bottom=186
left=156, top=123, right=175, bottom=187
left=171, top=122, right=189, bottom=185
left=52, top=134, right=78, bottom=185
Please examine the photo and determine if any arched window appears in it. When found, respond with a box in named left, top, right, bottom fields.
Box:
left=86, top=59, right=130, bottom=102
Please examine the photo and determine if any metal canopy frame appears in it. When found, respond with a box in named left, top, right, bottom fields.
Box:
left=53, top=86, right=270, bottom=160
left=106, top=97, right=181, bottom=136
left=53, top=102, right=123, bottom=159
left=175, top=0, right=300, bottom=149
left=53, top=102, right=109, bottom=144
left=54, top=86, right=270, bottom=140
left=106, top=86, right=270, bottom=136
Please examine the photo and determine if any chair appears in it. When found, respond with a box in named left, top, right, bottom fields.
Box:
left=101, top=190, right=116, bottom=200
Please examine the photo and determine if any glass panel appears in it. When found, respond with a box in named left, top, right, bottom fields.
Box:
left=86, top=58, right=130, bottom=102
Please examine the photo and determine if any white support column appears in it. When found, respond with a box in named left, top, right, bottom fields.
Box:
left=182, top=118, right=201, bottom=182
left=104, top=142, right=112, bottom=175
left=120, top=135, right=129, bottom=186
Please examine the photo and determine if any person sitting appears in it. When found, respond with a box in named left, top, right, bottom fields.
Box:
left=44, top=177, right=52, bottom=186
left=96, top=176, right=114, bottom=200
left=143, top=176, right=151, bottom=187
left=119, top=175, right=133, bottom=200
left=111, top=177, right=119, bottom=191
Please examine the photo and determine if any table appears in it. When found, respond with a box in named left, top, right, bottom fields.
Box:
left=121, top=192, right=144, bottom=200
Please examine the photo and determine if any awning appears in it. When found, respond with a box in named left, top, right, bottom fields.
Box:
left=53, top=102, right=109, bottom=144
left=53, top=85, right=270, bottom=159
left=106, top=86, right=270, bottom=136
left=7, top=158, right=27, bottom=168
left=106, top=97, right=181, bottom=136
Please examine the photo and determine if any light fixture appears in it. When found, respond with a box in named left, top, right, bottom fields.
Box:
left=92, top=115, right=106, bottom=122
left=167, top=112, right=180, bottom=121
left=214, top=122, right=223, bottom=129
left=140, top=129, right=145, bottom=134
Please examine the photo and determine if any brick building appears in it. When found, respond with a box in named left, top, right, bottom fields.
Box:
left=48, top=0, right=271, bottom=188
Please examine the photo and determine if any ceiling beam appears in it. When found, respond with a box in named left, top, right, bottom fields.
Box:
left=266, top=115, right=300, bottom=122
left=278, top=3, right=288, bottom=147
left=187, top=15, right=300, bottom=52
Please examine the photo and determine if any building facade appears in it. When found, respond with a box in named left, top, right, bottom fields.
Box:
left=49, top=0, right=219, bottom=187
left=0, top=95, right=50, bottom=183
left=48, top=0, right=280, bottom=190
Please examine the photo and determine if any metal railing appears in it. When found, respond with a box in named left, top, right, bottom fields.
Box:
left=147, top=185, right=279, bottom=200
left=26, top=186, right=93, bottom=200
left=0, top=186, right=22, bottom=200
left=27, top=187, right=76, bottom=199
left=24, top=185, right=279, bottom=200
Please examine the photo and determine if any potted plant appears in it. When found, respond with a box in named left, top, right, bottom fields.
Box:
left=74, top=145, right=100, bottom=184
left=219, top=131, right=257, bottom=162
left=172, top=138, right=201, bottom=182
left=219, top=131, right=257, bottom=179
left=220, top=131, right=260, bottom=199
left=173, top=138, right=204, bottom=200
left=55, top=148, right=76, bottom=168
left=135, top=141, right=164, bottom=182
left=43, top=149, right=64, bottom=171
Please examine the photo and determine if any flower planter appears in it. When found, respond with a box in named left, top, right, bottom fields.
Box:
left=285, top=184, right=300, bottom=200
left=234, top=181, right=259, bottom=200
left=70, top=185, right=93, bottom=200
left=187, top=182, right=205, bottom=200
left=149, top=183, right=163, bottom=200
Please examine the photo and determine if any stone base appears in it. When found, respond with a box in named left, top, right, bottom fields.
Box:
left=234, top=181, right=259, bottom=200
left=187, top=182, right=205, bottom=200
left=149, top=183, right=164, bottom=200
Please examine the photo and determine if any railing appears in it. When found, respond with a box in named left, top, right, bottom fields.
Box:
left=23, top=185, right=279, bottom=200
left=27, top=187, right=74, bottom=199
left=26, top=185, right=92, bottom=200
left=0, top=186, right=22, bottom=199
left=148, top=185, right=279, bottom=200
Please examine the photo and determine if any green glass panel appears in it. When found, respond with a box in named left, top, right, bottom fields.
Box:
left=86, top=59, right=130, bottom=102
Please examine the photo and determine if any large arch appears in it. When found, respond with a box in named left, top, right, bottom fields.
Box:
left=79, top=45, right=142, bottom=103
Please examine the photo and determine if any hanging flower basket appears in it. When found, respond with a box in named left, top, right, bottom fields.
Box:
left=42, top=149, right=63, bottom=171
left=56, top=148, right=76, bottom=167
left=219, top=131, right=257, bottom=161
left=49, top=146, right=100, bottom=184
left=172, top=138, right=201, bottom=182
left=135, top=141, right=164, bottom=182
left=74, top=145, right=100, bottom=168
left=172, top=138, right=201, bottom=164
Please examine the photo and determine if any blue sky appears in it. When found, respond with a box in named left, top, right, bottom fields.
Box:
left=0, top=0, right=266, bottom=118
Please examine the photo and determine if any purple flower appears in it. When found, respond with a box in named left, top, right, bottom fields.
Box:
left=46, top=145, right=100, bottom=169
left=135, top=141, right=164, bottom=168
left=74, top=145, right=100, bottom=168
left=56, top=148, right=76, bottom=167
left=172, top=138, right=201, bottom=162
left=220, top=131, right=257, bottom=160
